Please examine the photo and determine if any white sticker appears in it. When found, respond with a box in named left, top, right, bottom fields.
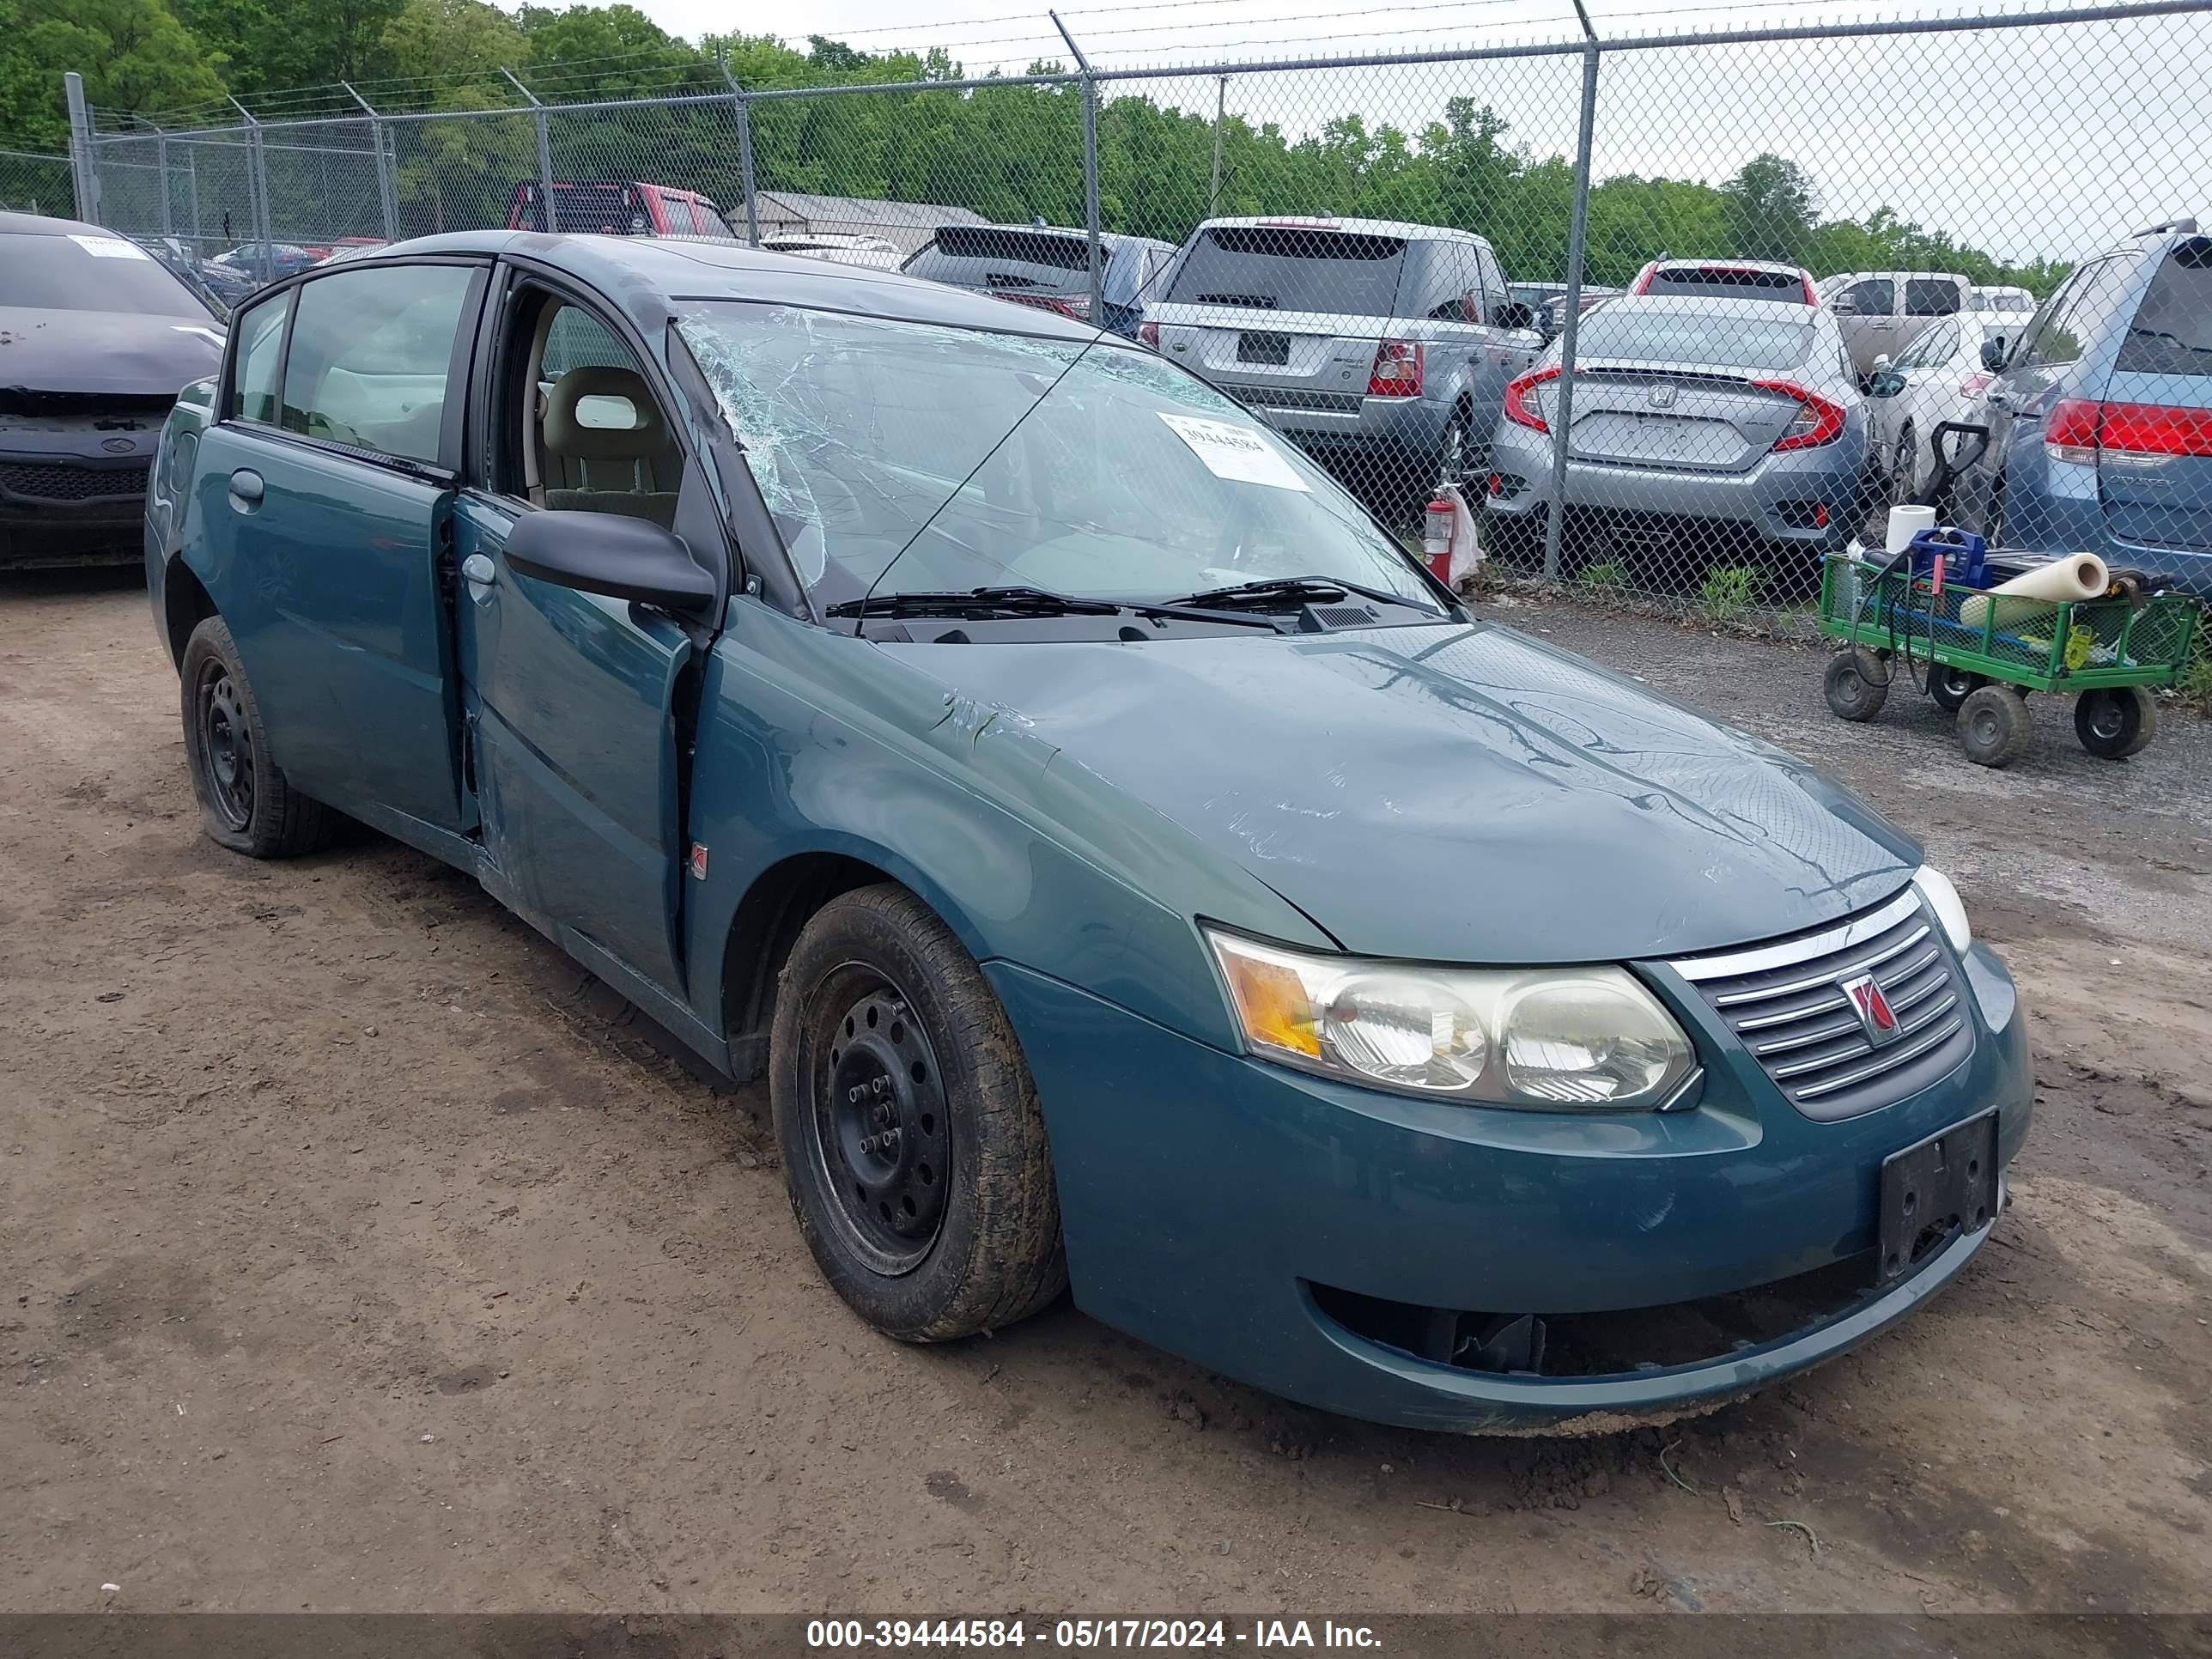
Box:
left=1158, top=412, right=1310, bottom=492
left=69, top=234, right=151, bottom=260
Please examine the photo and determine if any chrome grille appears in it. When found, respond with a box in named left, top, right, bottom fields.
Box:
left=1671, top=887, right=1973, bottom=1121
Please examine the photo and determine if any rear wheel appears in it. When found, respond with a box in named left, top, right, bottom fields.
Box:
left=1823, top=647, right=1890, bottom=721
left=1929, top=663, right=1983, bottom=714
left=1435, top=406, right=1475, bottom=494
left=1957, top=684, right=2033, bottom=768
left=179, top=616, right=335, bottom=858
left=2074, top=685, right=2158, bottom=759
left=771, top=884, right=1066, bottom=1341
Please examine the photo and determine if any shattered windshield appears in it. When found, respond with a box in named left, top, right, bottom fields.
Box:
left=674, top=302, right=1439, bottom=617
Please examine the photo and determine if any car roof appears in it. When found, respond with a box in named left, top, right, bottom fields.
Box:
left=1193, top=214, right=1481, bottom=244
left=313, top=229, right=1109, bottom=344
left=0, top=210, right=112, bottom=239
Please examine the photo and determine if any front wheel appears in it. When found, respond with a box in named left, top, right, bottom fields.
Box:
left=179, top=616, right=335, bottom=858
left=771, top=884, right=1066, bottom=1341
left=1824, top=647, right=1890, bottom=721
left=2075, top=685, right=2158, bottom=758
left=1957, top=684, right=2033, bottom=768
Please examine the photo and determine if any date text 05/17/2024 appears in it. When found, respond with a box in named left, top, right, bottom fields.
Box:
left=805, top=1620, right=1382, bottom=1649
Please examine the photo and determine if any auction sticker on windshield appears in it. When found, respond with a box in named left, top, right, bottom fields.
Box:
left=68, top=234, right=152, bottom=259
left=1158, top=413, right=1310, bottom=491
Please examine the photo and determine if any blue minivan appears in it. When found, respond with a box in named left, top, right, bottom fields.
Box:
left=1954, top=218, right=2211, bottom=595
left=145, top=231, right=2031, bottom=1434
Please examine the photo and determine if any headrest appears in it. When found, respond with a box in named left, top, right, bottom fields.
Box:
left=543, top=364, right=668, bottom=460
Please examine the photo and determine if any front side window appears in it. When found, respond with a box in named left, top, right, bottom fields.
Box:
left=515, top=298, right=684, bottom=528
left=229, top=290, right=289, bottom=424
left=279, top=264, right=474, bottom=465
left=1842, top=278, right=1895, bottom=315
left=676, top=304, right=1441, bottom=617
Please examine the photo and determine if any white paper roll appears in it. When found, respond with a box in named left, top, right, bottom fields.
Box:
left=1885, top=504, right=1936, bottom=554
left=1959, top=552, right=2111, bottom=629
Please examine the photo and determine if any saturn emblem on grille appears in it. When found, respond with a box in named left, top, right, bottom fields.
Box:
left=1839, top=972, right=1899, bottom=1045
left=101, top=437, right=137, bottom=453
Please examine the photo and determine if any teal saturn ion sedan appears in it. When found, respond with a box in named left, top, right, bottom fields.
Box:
left=144, top=231, right=2031, bottom=1434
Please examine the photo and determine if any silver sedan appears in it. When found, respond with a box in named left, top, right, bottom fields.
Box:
left=1483, top=295, right=1873, bottom=582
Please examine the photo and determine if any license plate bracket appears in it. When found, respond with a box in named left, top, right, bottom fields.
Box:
left=1877, top=1109, right=1997, bottom=1285
left=1238, top=331, right=1291, bottom=366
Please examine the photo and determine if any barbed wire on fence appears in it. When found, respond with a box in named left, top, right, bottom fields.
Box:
left=27, top=0, right=2212, bottom=641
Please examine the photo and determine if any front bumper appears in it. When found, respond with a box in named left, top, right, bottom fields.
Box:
left=1, top=438, right=156, bottom=567
left=1486, top=421, right=1863, bottom=547
left=989, top=939, right=2030, bottom=1434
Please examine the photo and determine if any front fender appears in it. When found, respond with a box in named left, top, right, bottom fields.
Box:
left=680, top=599, right=1333, bottom=1057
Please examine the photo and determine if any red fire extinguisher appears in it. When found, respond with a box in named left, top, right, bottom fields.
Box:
left=1423, top=495, right=1455, bottom=583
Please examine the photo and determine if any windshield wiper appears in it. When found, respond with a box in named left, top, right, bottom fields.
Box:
left=1164, top=574, right=1437, bottom=613
left=827, top=585, right=1122, bottom=620
left=826, top=584, right=1281, bottom=629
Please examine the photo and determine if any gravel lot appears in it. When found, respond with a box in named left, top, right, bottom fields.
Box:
left=3, top=570, right=2209, bottom=1617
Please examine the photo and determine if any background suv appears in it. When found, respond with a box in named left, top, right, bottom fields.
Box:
left=1954, top=218, right=2210, bottom=597
left=1140, top=216, right=1540, bottom=511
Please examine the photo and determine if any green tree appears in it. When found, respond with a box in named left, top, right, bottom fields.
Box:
left=1721, top=152, right=1819, bottom=264
left=382, top=0, right=524, bottom=87
left=10, top=0, right=227, bottom=136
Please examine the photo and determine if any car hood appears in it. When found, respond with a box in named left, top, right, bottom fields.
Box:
left=0, top=307, right=224, bottom=398
left=885, top=620, right=1917, bottom=963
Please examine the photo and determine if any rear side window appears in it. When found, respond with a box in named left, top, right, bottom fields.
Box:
left=280, top=264, right=475, bottom=465
left=229, top=291, right=289, bottom=424
left=2116, top=240, right=2212, bottom=377
left=1905, top=278, right=1962, bottom=318
left=1646, top=265, right=1805, bottom=302
left=1165, top=226, right=1407, bottom=316
left=2024, top=256, right=2138, bottom=371
left=903, top=228, right=1089, bottom=294
left=1574, top=306, right=1812, bottom=370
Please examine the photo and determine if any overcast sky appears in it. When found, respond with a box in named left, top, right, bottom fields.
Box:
left=618, top=1, right=2206, bottom=263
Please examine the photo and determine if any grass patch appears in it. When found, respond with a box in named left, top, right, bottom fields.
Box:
left=1579, top=560, right=1629, bottom=592
left=1700, top=564, right=1763, bottom=623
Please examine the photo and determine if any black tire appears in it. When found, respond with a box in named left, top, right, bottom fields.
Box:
left=1929, top=663, right=1984, bottom=714
left=1480, top=506, right=1543, bottom=569
left=179, top=615, right=335, bottom=858
left=1956, top=684, right=2033, bottom=768
left=771, top=884, right=1066, bottom=1341
left=1824, top=647, right=1890, bottom=721
left=2074, top=685, right=2158, bottom=759
left=1889, top=427, right=1918, bottom=507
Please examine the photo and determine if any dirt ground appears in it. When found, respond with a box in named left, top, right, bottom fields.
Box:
left=3, top=569, right=2209, bottom=1618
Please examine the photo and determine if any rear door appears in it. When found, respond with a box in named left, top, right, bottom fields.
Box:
left=189, top=259, right=486, bottom=836
left=1151, top=224, right=1412, bottom=421
left=2097, top=237, right=2212, bottom=560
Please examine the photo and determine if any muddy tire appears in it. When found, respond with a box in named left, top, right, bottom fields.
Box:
left=179, top=616, right=335, bottom=858
left=1823, top=647, right=1890, bottom=721
left=771, top=884, right=1066, bottom=1341
left=1957, top=683, right=2033, bottom=768
left=2074, top=685, right=2157, bottom=759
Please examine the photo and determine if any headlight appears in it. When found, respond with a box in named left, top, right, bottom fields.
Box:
left=1205, top=928, right=1695, bottom=1110
left=1911, top=865, right=1972, bottom=952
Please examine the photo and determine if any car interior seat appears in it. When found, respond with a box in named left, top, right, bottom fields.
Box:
left=540, top=364, right=682, bottom=528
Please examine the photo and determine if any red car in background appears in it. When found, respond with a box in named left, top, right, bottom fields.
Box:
left=507, top=181, right=729, bottom=238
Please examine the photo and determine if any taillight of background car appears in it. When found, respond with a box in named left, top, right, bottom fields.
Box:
left=1750, top=379, right=1845, bottom=450
left=2045, top=398, right=2212, bottom=465
left=1958, top=371, right=1994, bottom=398
left=1137, top=320, right=1160, bottom=348
left=1503, top=364, right=1561, bottom=433
left=1367, top=339, right=1423, bottom=398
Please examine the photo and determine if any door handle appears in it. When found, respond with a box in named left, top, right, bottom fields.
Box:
left=461, top=553, right=497, bottom=587
left=227, top=468, right=264, bottom=506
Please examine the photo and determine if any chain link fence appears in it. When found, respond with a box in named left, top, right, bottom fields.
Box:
left=54, top=2, right=2212, bottom=653
left=0, top=147, right=76, bottom=218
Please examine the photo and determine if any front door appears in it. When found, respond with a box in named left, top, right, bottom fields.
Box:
left=191, top=261, right=485, bottom=836
left=1837, top=276, right=1899, bottom=379
left=450, top=279, right=714, bottom=996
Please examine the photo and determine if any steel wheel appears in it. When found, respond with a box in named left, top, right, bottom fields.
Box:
left=195, top=659, right=255, bottom=832
left=806, top=967, right=951, bottom=1275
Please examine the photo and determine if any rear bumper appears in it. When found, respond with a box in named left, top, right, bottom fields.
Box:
left=1486, top=421, right=1863, bottom=546
left=1226, top=387, right=1449, bottom=458
left=989, top=939, right=2030, bottom=1434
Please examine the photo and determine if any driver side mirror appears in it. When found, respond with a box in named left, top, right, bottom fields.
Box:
left=1495, top=301, right=1535, bottom=332
left=1869, top=368, right=1905, bottom=398
left=1980, top=335, right=2010, bottom=373
left=1829, top=295, right=1858, bottom=316
left=504, top=509, right=717, bottom=618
